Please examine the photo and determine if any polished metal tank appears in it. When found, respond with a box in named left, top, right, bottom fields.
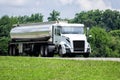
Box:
left=10, top=23, right=52, bottom=41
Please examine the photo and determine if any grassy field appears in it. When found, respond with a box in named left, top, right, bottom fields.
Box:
left=0, top=56, right=120, bottom=80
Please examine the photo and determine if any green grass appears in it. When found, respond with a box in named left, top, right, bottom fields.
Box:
left=0, top=56, right=120, bottom=80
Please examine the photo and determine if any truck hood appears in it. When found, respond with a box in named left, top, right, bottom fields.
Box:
left=62, top=34, right=87, bottom=41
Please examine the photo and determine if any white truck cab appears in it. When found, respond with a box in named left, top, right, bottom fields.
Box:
left=53, top=23, right=91, bottom=57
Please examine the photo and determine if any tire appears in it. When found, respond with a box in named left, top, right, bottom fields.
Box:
left=58, top=46, right=66, bottom=57
left=40, top=46, right=45, bottom=57
left=44, top=45, right=54, bottom=57
left=34, top=51, right=39, bottom=57
left=12, top=46, right=16, bottom=56
left=33, top=45, right=40, bottom=57
left=8, top=45, right=12, bottom=56
left=9, top=45, right=19, bottom=56
left=44, top=46, right=49, bottom=57
left=40, top=45, right=54, bottom=57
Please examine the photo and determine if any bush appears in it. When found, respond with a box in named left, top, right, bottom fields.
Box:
left=0, top=37, right=10, bottom=55
left=89, top=27, right=120, bottom=57
left=109, top=30, right=120, bottom=38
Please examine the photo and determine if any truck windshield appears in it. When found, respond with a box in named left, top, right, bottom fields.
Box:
left=62, top=27, right=84, bottom=34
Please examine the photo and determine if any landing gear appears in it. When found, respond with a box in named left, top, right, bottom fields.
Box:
left=33, top=44, right=40, bottom=57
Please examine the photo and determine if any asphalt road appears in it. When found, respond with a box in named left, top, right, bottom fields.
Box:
left=49, top=57, right=120, bottom=62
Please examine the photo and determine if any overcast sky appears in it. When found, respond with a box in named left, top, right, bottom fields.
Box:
left=0, top=0, right=120, bottom=21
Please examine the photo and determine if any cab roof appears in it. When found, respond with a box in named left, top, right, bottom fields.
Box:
left=53, top=23, right=84, bottom=27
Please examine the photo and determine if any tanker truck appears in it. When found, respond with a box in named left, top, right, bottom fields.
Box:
left=8, top=21, right=91, bottom=57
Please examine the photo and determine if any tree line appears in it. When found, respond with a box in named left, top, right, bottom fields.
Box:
left=0, top=9, right=120, bottom=57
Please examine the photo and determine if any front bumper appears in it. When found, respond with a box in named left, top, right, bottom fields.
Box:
left=66, top=48, right=91, bottom=54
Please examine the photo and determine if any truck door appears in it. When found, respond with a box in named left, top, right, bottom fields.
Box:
left=52, top=26, right=61, bottom=44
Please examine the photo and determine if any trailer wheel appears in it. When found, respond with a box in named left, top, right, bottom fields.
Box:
left=40, top=46, right=45, bottom=57
left=40, top=45, right=54, bottom=57
left=8, top=45, right=12, bottom=56
left=34, top=51, right=39, bottom=57
left=33, top=45, right=40, bottom=57
left=44, top=46, right=49, bottom=57
left=47, top=45, right=54, bottom=57
left=11, top=46, right=15, bottom=56
left=40, top=45, right=49, bottom=57
left=9, top=45, right=19, bottom=56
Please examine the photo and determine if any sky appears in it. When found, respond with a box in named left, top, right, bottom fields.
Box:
left=0, top=0, right=120, bottom=21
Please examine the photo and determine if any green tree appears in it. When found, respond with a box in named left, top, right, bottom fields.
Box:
left=0, top=37, right=10, bottom=55
left=48, top=10, right=60, bottom=21
left=109, top=30, right=120, bottom=57
left=30, top=13, right=43, bottom=22
left=10, top=16, right=19, bottom=24
left=17, top=13, right=43, bottom=23
left=0, top=16, right=12, bottom=55
left=89, top=27, right=111, bottom=57
left=0, top=15, right=12, bottom=37
left=89, top=27, right=120, bottom=57
left=72, top=9, right=120, bottom=30
left=102, top=9, right=120, bottom=30
left=109, top=30, right=120, bottom=37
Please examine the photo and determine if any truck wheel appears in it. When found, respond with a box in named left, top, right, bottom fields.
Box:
left=44, top=46, right=54, bottom=57
left=9, top=46, right=12, bottom=56
left=40, top=46, right=45, bottom=57
left=40, top=45, right=54, bottom=57
left=44, top=46, right=49, bottom=57
left=8, top=44, right=13, bottom=56
left=12, top=46, right=16, bottom=56
left=83, top=53, right=89, bottom=58
left=45, top=46, right=54, bottom=57
left=34, top=51, right=39, bottom=57
left=33, top=50, right=39, bottom=57
left=58, top=46, right=66, bottom=57
left=40, top=45, right=49, bottom=57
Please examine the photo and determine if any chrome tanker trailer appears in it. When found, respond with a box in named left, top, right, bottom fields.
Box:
left=8, top=21, right=91, bottom=57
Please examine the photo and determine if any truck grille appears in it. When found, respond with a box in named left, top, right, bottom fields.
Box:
left=73, top=41, right=84, bottom=51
